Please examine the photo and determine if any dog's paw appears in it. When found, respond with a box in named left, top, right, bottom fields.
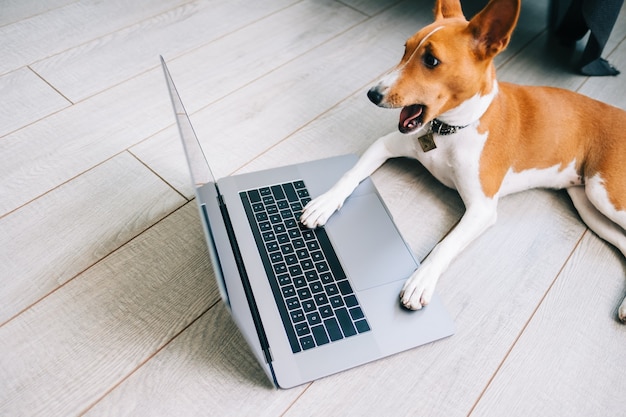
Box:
left=399, top=264, right=439, bottom=310
left=300, top=189, right=347, bottom=228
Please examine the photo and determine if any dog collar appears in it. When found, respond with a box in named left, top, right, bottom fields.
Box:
left=417, top=119, right=470, bottom=153
left=430, top=118, right=469, bottom=135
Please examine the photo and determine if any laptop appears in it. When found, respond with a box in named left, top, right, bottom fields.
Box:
left=160, top=56, right=454, bottom=388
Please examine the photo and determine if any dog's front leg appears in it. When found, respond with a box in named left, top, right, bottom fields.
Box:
left=400, top=198, right=498, bottom=310
left=301, top=130, right=416, bottom=228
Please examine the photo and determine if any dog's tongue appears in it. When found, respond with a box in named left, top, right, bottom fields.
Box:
left=400, top=104, right=423, bottom=131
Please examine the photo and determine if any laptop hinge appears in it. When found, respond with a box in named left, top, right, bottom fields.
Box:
left=216, top=190, right=273, bottom=365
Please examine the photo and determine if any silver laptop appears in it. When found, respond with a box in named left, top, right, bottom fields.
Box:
left=161, top=56, right=454, bottom=388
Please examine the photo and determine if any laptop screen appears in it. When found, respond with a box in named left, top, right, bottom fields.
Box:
left=161, top=56, right=215, bottom=188
left=161, top=56, right=230, bottom=307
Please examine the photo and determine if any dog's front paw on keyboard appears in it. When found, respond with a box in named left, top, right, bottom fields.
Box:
left=300, top=190, right=346, bottom=228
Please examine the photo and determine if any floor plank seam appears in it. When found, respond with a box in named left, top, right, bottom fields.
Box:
left=0, top=200, right=191, bottom=329
left=465, top=229, right=589, bottom=417
left=128, top=148, right=191, bottom=202
left=79, top=297, right=223, bottom=416
left=28, top=64, right=74, bottom=105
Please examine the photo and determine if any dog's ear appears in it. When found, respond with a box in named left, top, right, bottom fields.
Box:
left=467, top=0, right=520, bottom=59
left=433, top=0, right=465, bottom=20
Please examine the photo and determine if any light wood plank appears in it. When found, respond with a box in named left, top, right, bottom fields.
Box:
left=339, top=0, right=401, bottom=16
left=0, top=0, right=187, bottom=75
left=470, top=233, right=626, bottom=417
left=0, top=67, right=70, bottom=138
left=0, top=0, right=77, bottom=27
left=0, top=203, right=217, bottom=416
left=0, top=152, right=186, bottom=325
left=31, top=0, right=302, bottom=102
left=0, top=69, right=171, bottom=216
left=83, top=303, right=305, bottom=417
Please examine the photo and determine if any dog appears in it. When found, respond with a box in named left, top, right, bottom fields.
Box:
left=300, top=0, right=626, bottom=322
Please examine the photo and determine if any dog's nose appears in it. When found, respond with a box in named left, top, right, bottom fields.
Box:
left=367, top=87, right=384, bottom=105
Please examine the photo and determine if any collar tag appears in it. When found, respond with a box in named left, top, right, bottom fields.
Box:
left=418, top=131, right=437, bottom=152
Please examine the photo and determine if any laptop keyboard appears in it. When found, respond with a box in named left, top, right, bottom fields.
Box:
left=240, top=180, right=371, bottom=353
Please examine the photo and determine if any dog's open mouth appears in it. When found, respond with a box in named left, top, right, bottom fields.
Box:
left=399, top=104, right=425, bottom=134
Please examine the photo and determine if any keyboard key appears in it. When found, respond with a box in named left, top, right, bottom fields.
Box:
left=306, top=241, right=320, bottom=251
left=355, top=319, right=370, bottom=333
left=330, top=295, right=344, bottom=308
left=311, top=325, right=330, bottom=346
left=325, top=284, right=339, bottom=296
left=344, top=294, right=358, bottom=308
left=281, top=285, right=295, bottom=298
left=336, top=308, right=357, bottom=337
left=310, top=281, right=324, bottom=294
left=306, top=312, right=322, bottom=326
left=274, top=263, right=287, bottom=274
left=271, top=184, right=285, bottom=200
left=273, top=224, right=286, bottom=234
left=290, top=309, right=305, bottom=323
left=248, top=189, right=261, bottom=203
left=295, top=322, right=310, bottom=337
left=320, top=272, right=333, bottom=284
left=304, top=270, right=318, bottom=282
left=319, top=305, right=333, bottom=318
left=297, top=288, right=312, bottom=300
left=280, top=244, right=294, bottom=254
left=315, top=261, right=330, bottom=273
left=324, top=318, right=343, bottom=341
left=314, top=293, right=329, bottom=307
left=285, top=254, right=298, bottom=265
left=283, top=182, right=298, bottom=202
left=337, top=280, right=354, bottom=296
left=277, top=274, right=291, bottom=286
left=302, top=300, right=316, bottom=312
left=293, top=276, right=307, bottom=288
left=289, top=265, right=303, bottom=276
left=300, top=336, right=315, bottom=350
left=311, top=251, right=324, bottom=262
left=285, top=297, right=300, bottom=310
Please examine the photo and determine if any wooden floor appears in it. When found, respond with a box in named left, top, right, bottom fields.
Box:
left=2, top=0, right=626, bottom=415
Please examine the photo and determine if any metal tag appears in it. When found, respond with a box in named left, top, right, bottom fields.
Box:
left=418, top=132, right=437, bottom=152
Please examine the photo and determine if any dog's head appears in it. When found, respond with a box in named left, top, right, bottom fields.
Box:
left=368, top=0, right=520, bottom=134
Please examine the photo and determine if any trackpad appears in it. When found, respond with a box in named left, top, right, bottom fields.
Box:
left=325, top=193, right=418, bottom=291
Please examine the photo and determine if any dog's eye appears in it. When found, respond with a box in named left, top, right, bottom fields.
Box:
left=423, top=53, right=440, bottom=69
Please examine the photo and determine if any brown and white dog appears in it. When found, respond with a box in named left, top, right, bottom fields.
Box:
left=300, top=0, right=626, bottom=322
